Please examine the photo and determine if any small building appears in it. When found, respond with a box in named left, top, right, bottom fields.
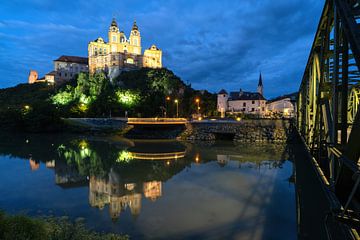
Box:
left=217, top=74, right=266, bottom=117
left=266, top=92, right=297, bottom=118
left=28, top=55, right=88, bottom=85
left=53, top=55, right=88, bottom=83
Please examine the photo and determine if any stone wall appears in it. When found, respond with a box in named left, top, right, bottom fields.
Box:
left=180, top=120, right=293, bottom=142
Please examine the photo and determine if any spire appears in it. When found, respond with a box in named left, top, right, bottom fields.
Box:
left=257, top=72, right=264, bottom=96
left=258, top=72, right=263, bottom=86
left=110, top=18, right=118, bottom=28
left=132, top=20, right=138, bottom=31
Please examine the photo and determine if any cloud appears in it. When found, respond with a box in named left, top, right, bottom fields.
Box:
left=1, top=20, right=96, bottom=33
left=0, top=0, right=324, bottom=97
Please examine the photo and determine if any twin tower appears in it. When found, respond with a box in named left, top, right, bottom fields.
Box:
left=88, top=18, right=162, bottom=78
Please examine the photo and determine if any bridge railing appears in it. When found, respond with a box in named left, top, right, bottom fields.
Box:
left=127, top=118, right=187, bottom=124
left=297, top=0, right=360, bottom=237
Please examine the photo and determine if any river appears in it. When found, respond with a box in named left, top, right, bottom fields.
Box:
left=0, top=133, right=296, bottom=239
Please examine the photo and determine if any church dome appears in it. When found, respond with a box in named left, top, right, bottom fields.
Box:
left=111, top=18, right=118, bottom=28
left=132, top=21, right=138, bottom=31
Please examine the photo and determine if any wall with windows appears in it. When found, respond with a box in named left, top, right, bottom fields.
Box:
left=54, top=61, right=88, bottom=83
left=228, top=100, right=266, bottom=114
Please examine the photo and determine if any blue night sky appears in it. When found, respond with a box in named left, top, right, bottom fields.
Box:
left=0, top=0, right=323, bottom=98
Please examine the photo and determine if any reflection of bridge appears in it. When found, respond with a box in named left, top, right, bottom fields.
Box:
left=128, top=151, right=186, bottom=160
left=127, top=118, right=187, bottom=125
left=297, top=0, right=360, bottom=238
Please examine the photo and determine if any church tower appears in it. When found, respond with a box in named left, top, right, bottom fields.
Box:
left=108, top=18, right=120, bottom=44
left=257, top=73, right=264, bottom=96
left=129, top=20, right=141, bottom=55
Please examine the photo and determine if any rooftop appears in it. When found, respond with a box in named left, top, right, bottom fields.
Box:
left=229, top=91, right=266, bottom=101
left=267, top=92, right=298, bottom=103
left=54, top=55, right=88, bottom=65
left=218, top=89, right=228, bottom=94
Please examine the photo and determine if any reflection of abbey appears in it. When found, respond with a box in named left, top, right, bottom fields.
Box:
left=89, top=171, right=162, bottom=220
left=28, top=18, right=162, bottom=84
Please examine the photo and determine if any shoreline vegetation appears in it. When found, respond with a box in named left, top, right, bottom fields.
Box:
left=0, top=211, right=128, bottom=240
left=0, top=68, right=217, bottom=133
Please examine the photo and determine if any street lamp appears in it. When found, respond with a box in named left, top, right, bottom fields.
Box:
left=195, top=98, right=200, bottom=114
left=174, top=99, right=179, bottom=118
left=165, top=96, right=171, bottom=117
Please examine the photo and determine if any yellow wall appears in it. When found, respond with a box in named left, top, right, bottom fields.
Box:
left=143, top=45, right=162, bottom=68
left=88, top=20, right=162, bottom=73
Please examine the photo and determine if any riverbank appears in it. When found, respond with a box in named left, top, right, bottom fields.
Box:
left=0, top=211, right=128, bottom=240
left=63, top=118, right=294, bottom=142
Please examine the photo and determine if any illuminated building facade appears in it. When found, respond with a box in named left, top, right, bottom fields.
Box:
left=28, top=55, right=88, bottom=85
left=265, top=92, right=297, bottom=118
left=88, top=18, right=162, bottom=79
left=217, top=74, right=267, bottom=116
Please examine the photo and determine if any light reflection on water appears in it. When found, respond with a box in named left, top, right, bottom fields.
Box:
left=0, top=134, right=296, bottom=240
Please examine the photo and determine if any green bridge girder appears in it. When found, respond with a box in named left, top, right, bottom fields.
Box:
left=297, top=0, right=360, bottom=238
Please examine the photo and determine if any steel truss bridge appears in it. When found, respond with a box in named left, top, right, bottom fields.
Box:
left=297, top=0, right=360, bottom=238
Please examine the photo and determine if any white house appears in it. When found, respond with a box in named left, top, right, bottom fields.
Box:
left=217, top=74, right=266, bottom=117
left=265, top=93, right=297, bottom=118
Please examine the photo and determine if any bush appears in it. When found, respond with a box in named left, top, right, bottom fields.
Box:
left=0, top=212, right=128, bottom=240
left=0, top=215, right=47, bottom=240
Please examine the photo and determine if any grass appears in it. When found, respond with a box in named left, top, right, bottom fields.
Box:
left=0, top=211, right=128, bottom=240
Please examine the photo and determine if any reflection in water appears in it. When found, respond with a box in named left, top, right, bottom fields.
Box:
left=55, top=138, right=186, bottom=220
left=0, top=134, right=295, bottom=239
left=89, top=169, right=162, bottom=221
left=29, top=157, right=40, bottom=171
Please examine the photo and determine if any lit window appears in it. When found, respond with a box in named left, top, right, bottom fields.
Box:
left=126, top=58, right=134, bottom=64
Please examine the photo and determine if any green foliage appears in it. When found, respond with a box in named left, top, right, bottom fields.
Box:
left=52, top=73, right=108, bottom=108
left=0, top=212, right=128, bottom=240
left=0, top=67, right=218, bottom=127
left=115, top=89, right=141, bottom=107
left=0, top=214, right=47, bottom=240
left=51, top=85, right=76, bottom=105
left=0, top=82, right=65, bottom=132
left=0, top=82, right=54, bottom=109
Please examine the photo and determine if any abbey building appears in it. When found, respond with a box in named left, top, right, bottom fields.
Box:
left=88, top=18, right=162, bottom=79
left=28, top=18, right=162, bottom=85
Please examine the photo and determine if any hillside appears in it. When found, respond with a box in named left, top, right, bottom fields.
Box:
left=0, top=82, right=54, bottom=109
left=0, top=68, right=217, bottom=132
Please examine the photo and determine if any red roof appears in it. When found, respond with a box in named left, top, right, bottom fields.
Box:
left=54, top=55, right=88, bottom=65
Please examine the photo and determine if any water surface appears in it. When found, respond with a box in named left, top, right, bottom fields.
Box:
left=0, top=134, right=296, bottom=239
